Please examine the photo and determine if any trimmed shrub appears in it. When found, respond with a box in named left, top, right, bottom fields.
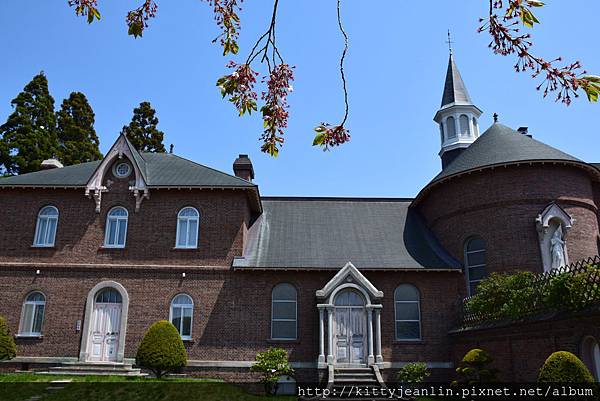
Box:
left=538, top=351, right=594, bottom=383
left=397, top=362, right=430, bottom=383
left=454, top=348, right=498, bottom=384
left=0, top=315, right=16, bottom=361
left=250, top=347, right=294, bottom=395
left=135, top=320, right=187, bottom=378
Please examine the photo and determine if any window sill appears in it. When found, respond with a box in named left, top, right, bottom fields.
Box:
left=171, top=247, right=198, bottom=252
left=15, top=334, right=43, bottom=339
left=30, top=245, right=55, bottom=249
left=393, top=339, right=425, bottom=345
left=267, top=339, right=301, bottom=344
left=98, top=246, right=126, bottom=251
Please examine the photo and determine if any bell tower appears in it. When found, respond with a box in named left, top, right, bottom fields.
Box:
left=434, top=36, right=483, bottom=169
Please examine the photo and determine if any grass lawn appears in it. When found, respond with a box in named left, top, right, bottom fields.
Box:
left=0, top=374, right=296, bottom=401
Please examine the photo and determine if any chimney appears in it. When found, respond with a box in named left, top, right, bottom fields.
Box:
left=233, top=154, right=254, bottom=182
left=518, top=126, right=532, bottom=138
left=41, top=159, right=63, bottom=170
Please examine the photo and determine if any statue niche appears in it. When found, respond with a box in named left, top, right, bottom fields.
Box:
left=536, top=203, right=574, bottom=272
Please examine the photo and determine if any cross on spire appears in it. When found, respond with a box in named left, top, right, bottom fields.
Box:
left=446, top=29, right=454, bottom=55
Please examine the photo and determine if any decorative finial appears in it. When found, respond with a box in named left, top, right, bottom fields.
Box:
left=446, top=29, right=454, bottom=55
left=169, top=144, right=174, bottom=154
left=493, top=113, right=499, bottom=123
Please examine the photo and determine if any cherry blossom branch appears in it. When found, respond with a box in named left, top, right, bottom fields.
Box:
left=126, top=0, right=157, bottom=38
left=312, top=0, right=350, bottom=151
left=481, top=0, right=599, bottom=104
left=206, top=0, right=243, bottom=56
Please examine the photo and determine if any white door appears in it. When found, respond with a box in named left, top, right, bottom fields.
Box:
left=88, top=303, right=122, bottom=362
left=333, top=290, right=367, bottom=365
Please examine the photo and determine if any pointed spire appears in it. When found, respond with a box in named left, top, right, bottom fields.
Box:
left=440, top=54, right=473, bottom=107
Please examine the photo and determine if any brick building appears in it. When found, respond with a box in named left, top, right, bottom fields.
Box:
left=1, top=54, right=599, bottom=384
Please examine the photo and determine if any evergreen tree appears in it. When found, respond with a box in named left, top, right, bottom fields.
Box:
left=56, top=92, right=102, bottom=165
left=121, top=101, right=166, bottom=152
left=0, top=72, right=58, bottom=175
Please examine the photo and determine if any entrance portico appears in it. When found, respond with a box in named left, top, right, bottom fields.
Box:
left=316, top=262, right=383, bottom=368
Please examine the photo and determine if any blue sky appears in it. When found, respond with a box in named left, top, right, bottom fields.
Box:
left=1, top=1, right=598, bottom=197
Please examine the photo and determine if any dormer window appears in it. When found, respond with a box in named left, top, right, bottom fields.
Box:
left=113, top=162, right=131, bottom=178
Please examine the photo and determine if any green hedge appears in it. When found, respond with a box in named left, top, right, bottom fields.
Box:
left=538, top=351, right=595, bottom=383
left=0, top=315, right=16, bottom=361
left=135, top=320, right=187, bottom=379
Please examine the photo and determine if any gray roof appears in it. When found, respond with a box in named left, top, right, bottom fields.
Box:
left=0, top=153, right=255, bottom=188
left=441, top=54, right=473, bottom=107
left=431, top=123, right=582, bottom=184
left=234, top=198, right=460, bottom=270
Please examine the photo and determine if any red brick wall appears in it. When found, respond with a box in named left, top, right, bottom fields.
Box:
left=0, top=185, right=252, bottom=266
left=451, top=313, right=600, bottom=382
left=0, top=267, right=461, bottom=372
left=417, top=164, right=599, bottom=275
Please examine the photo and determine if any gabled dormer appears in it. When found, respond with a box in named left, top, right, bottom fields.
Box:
left=85, top=133, right=149, bottom=212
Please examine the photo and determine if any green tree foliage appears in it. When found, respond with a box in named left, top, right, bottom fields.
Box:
left=0, top=315, right=17, bottom=361
left=250, top=347, right=294, bottom=395
left=538, top=351, right=595, bottom=383
left=121, top=101, right=166, bottom=152
left=397, top=362, right=430, bottom=384
left=0, top=73, right=58, bottom=175
left=467, top=271, right=537, bottom=320
left=454, top=349, right=498, bottom=384
left=135, top=320, right=187, bottom=379
left=56, top=92, right=102, bottom=166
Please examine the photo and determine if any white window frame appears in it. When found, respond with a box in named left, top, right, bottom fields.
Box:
left=33, top=206, right=59, bottom=247
left=19, top=292, right=46, bottom=337
left=394, top=284, right=421, bottom=341
left=113, top=162, right=132, bottom=178
left=104, top=206, right=128, bottom=248
left=271, top=283, right=297, bottom=340
left=169, top=294, right=194, bottom=340
left=175, top=207, right=200, bottom=249
left=465, top=237, right=487, bottom=296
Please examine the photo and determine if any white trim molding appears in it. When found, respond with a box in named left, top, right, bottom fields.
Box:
left=85, top=134, right=149, bottom=212
left=79, top=281, right=130, bottom=363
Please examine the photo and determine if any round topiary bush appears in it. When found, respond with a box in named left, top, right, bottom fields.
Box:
left=455, top=348, right=497, bottom=383
left=135, top=320, right=187, bottom=378
left=0, top=315, right=17, bottom=361
left=538, top=351, right=594, bottom=383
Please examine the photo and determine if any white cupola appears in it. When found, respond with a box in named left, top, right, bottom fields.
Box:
left=434, top=53, right=483, bottom=169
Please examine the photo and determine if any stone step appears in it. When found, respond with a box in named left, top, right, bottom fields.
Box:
left=49, top=365, right=136, bottom=372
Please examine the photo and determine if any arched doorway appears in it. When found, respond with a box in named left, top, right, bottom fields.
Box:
left=79, top=281, right=129, bottom=363
left=333, top=289, right=367, bottom=365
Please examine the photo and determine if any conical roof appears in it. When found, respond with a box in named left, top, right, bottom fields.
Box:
left=441, top=54, right=473, bottom=107
left=431, top=123, right=582, bottom=183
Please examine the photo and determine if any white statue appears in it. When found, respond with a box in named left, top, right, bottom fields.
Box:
left=550, top=225, right=566, bottom=269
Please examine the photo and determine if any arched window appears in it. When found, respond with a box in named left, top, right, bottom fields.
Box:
left=170, top=294, right=193, bottom=340
left=465, top=237, right=487, bottom=296
left=176, top=207, right=199, bottom=248
left=394, top=284, right=421, bottom=340
left=446, top=116, right=457, bottom=138
left=460, top=115, right=470, bottom=137
left=34, top=206, right=58, bottom=247
left=271, top=283, right=297, bottom=340
left=19, top=292, right=46, bottom=336
left=104, top=207, right=128, bottom=248
left=472, top=117, right=479, bottom=137
left=95, top=288, right=123, bottom=303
